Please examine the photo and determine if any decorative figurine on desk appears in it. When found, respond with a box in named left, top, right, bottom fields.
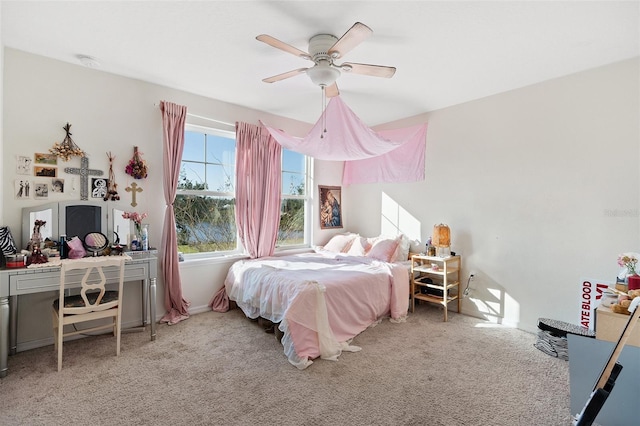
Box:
left=27, top=220, right=49, bottom=265
left=28, top=220, right=46, bottom=252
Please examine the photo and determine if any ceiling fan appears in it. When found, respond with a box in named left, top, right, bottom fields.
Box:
left=257, top=22, right=396, bottom=97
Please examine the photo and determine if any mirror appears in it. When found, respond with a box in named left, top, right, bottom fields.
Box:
left=112, top=208, right=131, bottom=246
left=22, top=202, right=57, bottom=249
left=84, top=232, right=108, bottom=256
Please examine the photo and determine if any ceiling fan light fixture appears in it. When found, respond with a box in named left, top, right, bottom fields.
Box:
left=306, top=63, right=341, bottom=87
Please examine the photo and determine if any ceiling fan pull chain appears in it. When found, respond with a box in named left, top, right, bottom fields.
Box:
left=321, top=86, right=326, bottom=138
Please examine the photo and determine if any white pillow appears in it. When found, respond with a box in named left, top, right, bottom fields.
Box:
left=346, top=236, right=370, bottom=256
left=323, top=233, right=357, bottom=253
left=366, top=237, right=400, bottom=262
left=392, top=234, right=411, bottom=262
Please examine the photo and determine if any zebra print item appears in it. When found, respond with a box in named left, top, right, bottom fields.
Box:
left=0, top=226, right=18, bottom=255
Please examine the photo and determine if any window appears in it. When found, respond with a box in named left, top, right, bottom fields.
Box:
left=176, top=126, right=237, bottom=255
left=176, top=124, right=311, bottom=256
left=278, top=149, right=310, bottom=248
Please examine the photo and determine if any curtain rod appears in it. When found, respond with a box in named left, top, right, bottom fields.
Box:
left=154, top=103, right=235, bottom=128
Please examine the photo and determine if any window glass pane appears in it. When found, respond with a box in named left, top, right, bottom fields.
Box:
left=282, top=171, right=305, bottom=196
left=278, top=198, right=304, bottom=246
left=180, top=162, right=206, bottom=189
left=206, top=164, right=235, bottom=193
left=206, top=134, right=236, bottom=166
left=183, top=132, right=205, bottom=162
left=174, top=194, right=236, bottom=253
left=282, top=149, right=305, bottom=173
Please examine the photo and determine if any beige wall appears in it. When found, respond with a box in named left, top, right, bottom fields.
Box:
left=346, top=58, right=640, bottom=332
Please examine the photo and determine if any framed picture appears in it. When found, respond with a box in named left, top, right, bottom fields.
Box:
left=15, top=180, right=31, bottom=199
left=16, top=155, right=33, bottom=175
left=34, top=166, right=57, bottom=177
left=51, top=178, right=65, bottom=193
left=34, top=152, right=58, bottom=165
left=319, top=185, right=342, bottom=229
left=91, top=178, right=108, bottom=198
left=34, top=182, right=49, bottom=199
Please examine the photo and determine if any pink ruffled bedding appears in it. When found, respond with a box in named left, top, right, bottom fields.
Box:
left=224, top=251, right=409, bottom=369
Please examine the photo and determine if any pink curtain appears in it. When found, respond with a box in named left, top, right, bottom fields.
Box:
left=235, top=122, right=282, bottom=259
left=159, top=101, right=190, bottom=325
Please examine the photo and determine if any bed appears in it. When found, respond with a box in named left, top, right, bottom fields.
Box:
left=223, top=233, right=411, bottom=369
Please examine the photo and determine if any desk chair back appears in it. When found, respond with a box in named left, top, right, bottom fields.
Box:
left=52, top=256, right=127, bottom=371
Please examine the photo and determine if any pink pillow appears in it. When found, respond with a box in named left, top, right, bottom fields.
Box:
left=366, top=238, right=400, bottom=262
left=346, top=236, right=370, bottom=256
left=323, top=233, right=357, bottom=253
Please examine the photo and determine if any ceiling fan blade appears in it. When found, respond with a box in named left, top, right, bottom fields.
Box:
left=256, top=34, right=311, bottom=60
left=341, top=62, right=396, bottom=78
left=262, top=68, right=309, bottom=83
left=328, top=22, right=373, bottom=59
left=325, top=82, right=340, bottom=98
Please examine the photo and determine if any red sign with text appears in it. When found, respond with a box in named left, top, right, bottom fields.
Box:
left=579, top=278, right=612, bottom=330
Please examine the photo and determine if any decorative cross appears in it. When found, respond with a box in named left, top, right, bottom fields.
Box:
left=125, top=182, right=143, bottom=207
left=64, top=156, right=103, bottom=200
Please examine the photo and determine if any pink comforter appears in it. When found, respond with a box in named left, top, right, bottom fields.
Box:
left=224, top=251, right=409, bottom=368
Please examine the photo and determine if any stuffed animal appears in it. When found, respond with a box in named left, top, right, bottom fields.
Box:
left=610, top=289, right=640, bottom=315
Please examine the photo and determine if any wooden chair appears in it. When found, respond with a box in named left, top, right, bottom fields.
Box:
left=52, top=256, right=127, bottom=371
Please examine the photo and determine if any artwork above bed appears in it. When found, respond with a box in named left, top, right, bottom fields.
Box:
left=319, top=185, right=342, bottom=229
left=220, top=233, right=411, bottom=369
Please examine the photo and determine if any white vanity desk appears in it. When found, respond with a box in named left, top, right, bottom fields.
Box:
left=0, top=251, right=157, bottom=377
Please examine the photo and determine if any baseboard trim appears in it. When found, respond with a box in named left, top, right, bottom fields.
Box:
left=15, top=318, right=153, bottom=353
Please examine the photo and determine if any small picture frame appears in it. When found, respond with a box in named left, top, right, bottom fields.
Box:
left=51, top=178, right=65, bottom=193
left=15, top=180, right=31, bottom=199
left=34, top=166, right=57, bottom=177
left=17, top=155, right=33, bottom=175
left=91, top=178, right=108, bottom=199
left=34, top=152, right=58, bottom=165
left=34, top=182, right=49, bottom=199
left=319, top=185, right=342, bottom=229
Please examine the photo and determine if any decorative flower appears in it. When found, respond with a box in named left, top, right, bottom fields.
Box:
left=49, top=123, right=85, bottom=161
left=122, top=211, right=147, bottom=235
left=617, top=253, right=638, bottom=276
left=125, top=146, right=148, bottom=179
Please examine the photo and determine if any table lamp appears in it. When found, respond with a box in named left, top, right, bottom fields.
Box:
left=432, top=223, right=451, bottom=258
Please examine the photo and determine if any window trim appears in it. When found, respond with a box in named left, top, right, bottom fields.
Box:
left=178, top=124, right=240, bottom=258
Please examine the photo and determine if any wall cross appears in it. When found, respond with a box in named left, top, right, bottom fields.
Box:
left=64, top=156, right=103, bottom=200
left=125, top=182, right=143, bottom=207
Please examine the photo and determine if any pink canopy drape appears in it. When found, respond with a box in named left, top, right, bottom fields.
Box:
left=160, top=101, right=190, bottom=325
left=235, top=121, right=282, bottom=259
left=262, top=96, right=427, bottom=185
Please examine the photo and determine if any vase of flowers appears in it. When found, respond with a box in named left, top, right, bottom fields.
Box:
left=122, top=211, right=148, bottom=250
left=618, top=253, right=640, bottom=290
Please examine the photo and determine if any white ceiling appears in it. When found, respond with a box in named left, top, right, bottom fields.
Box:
left=2, top=1, right=639, bottom=125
